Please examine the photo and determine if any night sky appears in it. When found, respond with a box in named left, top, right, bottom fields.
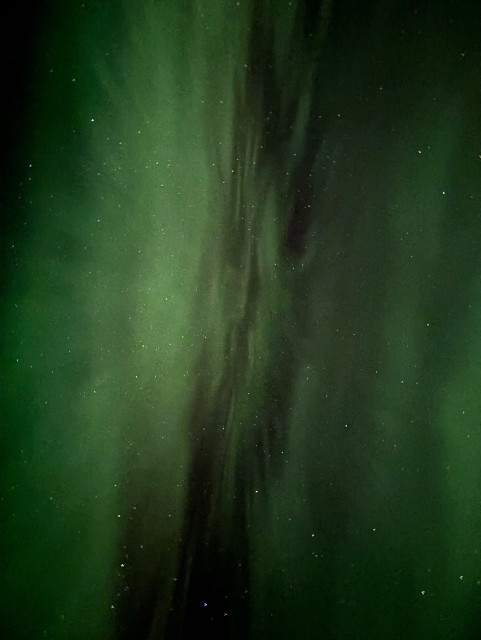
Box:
left=1, top=1, right=481, bottom=639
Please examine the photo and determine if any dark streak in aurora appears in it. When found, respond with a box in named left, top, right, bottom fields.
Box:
left=164, top=1, right=331, bottom=637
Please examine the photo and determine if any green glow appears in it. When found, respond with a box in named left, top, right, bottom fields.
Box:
left=1, top=1, right=481, bottom=638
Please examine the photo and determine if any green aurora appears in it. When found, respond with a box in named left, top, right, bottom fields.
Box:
left=1, top=1, right=481, bottom=638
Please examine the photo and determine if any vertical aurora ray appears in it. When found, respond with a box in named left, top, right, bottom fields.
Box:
left=160, top=2, right=333, bottom=637
left=1, top=1, right=481, bottom=639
